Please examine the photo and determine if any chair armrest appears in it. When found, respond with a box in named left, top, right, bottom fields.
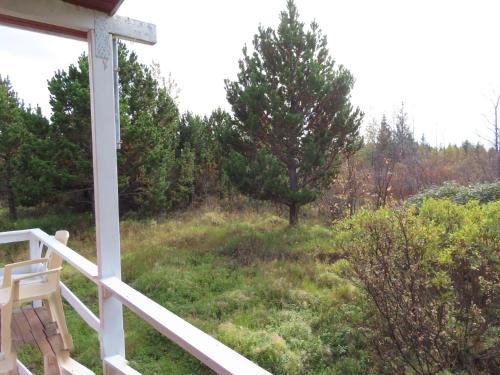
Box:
left=4, top=258, right=49, bottom=270
left=12, top=267, right=61, bottom=283
left=3, top=259, right=49, bottom=288
left=11, top=267, right=62, bottom=301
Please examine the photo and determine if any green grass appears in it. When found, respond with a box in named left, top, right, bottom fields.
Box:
left=3, top=206, right=370, bottom=375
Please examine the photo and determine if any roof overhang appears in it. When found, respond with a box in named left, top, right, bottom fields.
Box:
left=63, top=0, right=124, bottom=15
left=0, top=0, right=156, bottom=44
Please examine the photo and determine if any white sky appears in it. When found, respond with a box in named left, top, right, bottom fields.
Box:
left=1, top=0, right=500, bottom=146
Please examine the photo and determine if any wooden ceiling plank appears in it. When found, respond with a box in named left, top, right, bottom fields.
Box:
left=0, top=13, right=87, bottom=40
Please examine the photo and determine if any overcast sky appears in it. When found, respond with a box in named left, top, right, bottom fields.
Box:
left=1, top=0, right=499, bottom=146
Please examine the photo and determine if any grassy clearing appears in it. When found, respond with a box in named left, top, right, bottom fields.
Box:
left=4, top=206, right=369, bottom=375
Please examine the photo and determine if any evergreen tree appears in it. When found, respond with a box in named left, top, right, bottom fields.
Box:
left=372, top=115, right=395, bottom=208
left=47, top=44, right=179, bottom=212
left=175, top=143, right=196, bottom=206
left=393, top=105, right=416, bottom=161
left=14, top=105, right=58, bottom=207
left=0, top=77, right=26, bottom=219
left=206, top=109, right=235, bottom=198
left=177, top=110, right=230, bottom=202
left=48, top=55, right=93, bottom=209
left=224, top=0, right=362, bottom=225
left=116, top=46, right=179, bottom=212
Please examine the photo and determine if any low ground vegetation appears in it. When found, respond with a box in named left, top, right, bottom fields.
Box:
left=3, top=203, right=368, bottom=375
left=2, top=193, right=498, bottom=374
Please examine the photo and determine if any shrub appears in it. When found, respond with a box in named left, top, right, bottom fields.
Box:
left=407, top=181, right=500, bottom=206
left=334, top=199, right=500, bottom=374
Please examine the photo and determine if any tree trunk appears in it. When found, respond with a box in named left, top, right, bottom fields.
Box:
left=5, top=161, right=17, bottom=221
left=497, top=151, right=500, bottom=179
left=7, top=185, right=17, bottom=221
left=287, top=163, right=299, bottom=225
left=493, top=95, right=500, bottom=178
left=289, top=203, right=298, bottom=225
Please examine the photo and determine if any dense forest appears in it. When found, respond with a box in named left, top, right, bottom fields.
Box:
left=0, top=1, right=499, bottom=374
left=0, top=51, right=498, bottom=223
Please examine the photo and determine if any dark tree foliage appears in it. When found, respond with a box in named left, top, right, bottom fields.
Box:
left=372, top=115, right=395, bottom=208
left=1, top=48, right=231, bottom=216
left=48, top=55, right=93, bottom=210
left=393, top=107, right=416, bottom=161
left=174, top=109, right=234, bottom=206
left=0, top=78, right=63, bottom=216
left=47, top=43, right=179, bottom=212
left=224, top=0, right=362, bottom=225
left=206, top=109, right=234, bottom=199
left=0, top=77, right=26, bottom=219
left=14, top=106, right=58, bottom=207
left=116, top=47, right=179, bottom=212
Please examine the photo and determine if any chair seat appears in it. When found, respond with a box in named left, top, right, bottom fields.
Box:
left=0, top=263, right=47, bottom=290
left=0, top=278, right=52, bottom=306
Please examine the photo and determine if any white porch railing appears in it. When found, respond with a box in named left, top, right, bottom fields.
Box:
left=0, top=228, right=271, bottom=375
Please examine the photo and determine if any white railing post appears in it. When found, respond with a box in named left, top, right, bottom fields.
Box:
left=28, top=237, right=43, bottom=308
left=88, top=26, right=126, bottom=371
left=28, top=237, right=41, bottom=263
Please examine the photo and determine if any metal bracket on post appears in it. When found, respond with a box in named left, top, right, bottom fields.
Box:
left=113, top=37, right=121, bottom=150
left=94, top=15, right=111, bottom=61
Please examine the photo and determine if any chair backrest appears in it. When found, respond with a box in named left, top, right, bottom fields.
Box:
left=46, top=230, right=69, bottom=269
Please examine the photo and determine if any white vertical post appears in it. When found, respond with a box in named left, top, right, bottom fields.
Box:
left=28, top=238, right=41, bottom=263
left=29, top=238, right=43, bottom=308
left=88, top=28, right=126, bottom=370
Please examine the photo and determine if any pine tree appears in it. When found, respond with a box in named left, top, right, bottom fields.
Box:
left=0, top=76, right=26, bottom=219
left=372, top=115, right=395, bottom=208
left=14, top=105, right=58, bottom=207
left=47, top=44, right=179, bottom=212
left=48, top=55, right=93, bottom=210
left=393, top=105, right=416, bottom=161
left=224, top=0, right=362, bottom=225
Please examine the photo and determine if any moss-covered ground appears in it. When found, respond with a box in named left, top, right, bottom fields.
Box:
left=1, top=206, right=368, bottom=375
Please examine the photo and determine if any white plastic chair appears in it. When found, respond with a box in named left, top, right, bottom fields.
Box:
left=0, top=231, right=96, bottom=374
left=0, top=260, right=62, bottom=374
left=0, top=231, right=69, bottom=291
left=1, top=231, right=73, bottom=351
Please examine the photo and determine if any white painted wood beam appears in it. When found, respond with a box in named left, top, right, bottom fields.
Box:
left=104, top=355, right=141, bottom=375
left=0, top=229, right=31, bottom=244
left=60, top=282, right=101, bottom=332
left=88, top=28, right=126, bottom=367
left=30, top=229, right=99, bottom=281
left=16, top=360, right=33, bottom=375
left=0, top=0, right=156, bottom=44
